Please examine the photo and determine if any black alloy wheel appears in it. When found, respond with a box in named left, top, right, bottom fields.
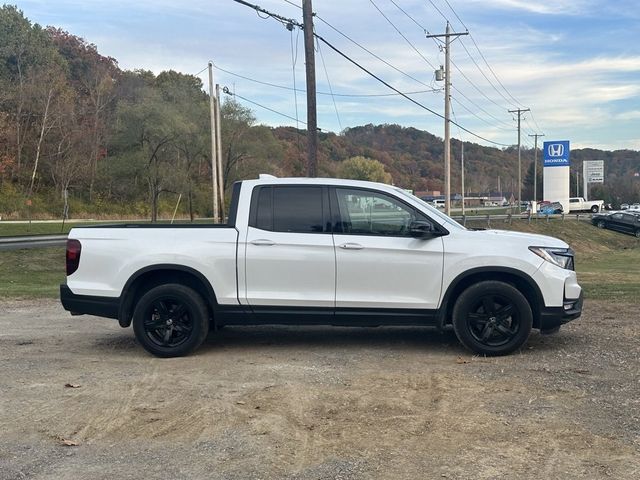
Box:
left=452, top=281, right=532, bottom=356
left=132, top=284, right=209, bottom=357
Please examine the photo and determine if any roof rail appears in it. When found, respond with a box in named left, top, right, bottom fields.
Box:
left=259, top=174, right=278, bottom=179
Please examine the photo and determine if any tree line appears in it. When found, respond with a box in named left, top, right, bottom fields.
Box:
left=1, top=5, right=638, bottom=220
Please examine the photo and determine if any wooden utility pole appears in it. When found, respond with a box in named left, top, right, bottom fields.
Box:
left=528, top=133, right=544, bottom=205
left=208, top=62, right=219, bottom=222
left=461, top=142, right=465, bottom=215
left=215, top=83, right=225, bottom=219
left=302, top=0, right=318, bottom=177
left=509, top=108, right=530, bottom=211
left=427, top=23, right=468, bottom=215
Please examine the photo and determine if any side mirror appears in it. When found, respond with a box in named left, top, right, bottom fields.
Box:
left=409, top=220, right=435, bottom=238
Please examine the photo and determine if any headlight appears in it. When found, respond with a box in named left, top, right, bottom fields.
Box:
left=529, top=246, right=575, bottom=270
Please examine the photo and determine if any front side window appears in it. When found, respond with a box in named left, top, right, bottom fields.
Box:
left=335, top=188, right=423, bottom=236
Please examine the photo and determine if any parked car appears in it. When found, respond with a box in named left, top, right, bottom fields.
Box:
left=620, top=203, right=630, bottom=210
left=539, top=202, right=564, bottom=215
left=591, top=212, right=640, bottom=237
left=60, top=175, right=582, bottom=358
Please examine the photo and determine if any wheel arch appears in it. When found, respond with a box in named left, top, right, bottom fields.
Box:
left=118, top=264, right=218, bottom=328
left=439, top=267, right=544, bottom=329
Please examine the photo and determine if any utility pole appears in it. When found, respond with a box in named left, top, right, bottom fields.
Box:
left=508, top=107, right=530, bottom=211
left=428, top=23, right=468, bottom=215
left=208, top=62, right=219, bottom=223
left=528, top=133, right=544, bottom=205
left=302, top=0, right=318, bottom=177
left=215, top=83, right=225, bottom=219
left=461, top=142, right=465, bottom=215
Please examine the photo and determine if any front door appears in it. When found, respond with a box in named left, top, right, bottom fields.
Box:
left=332, top=187, right=444, bottom=312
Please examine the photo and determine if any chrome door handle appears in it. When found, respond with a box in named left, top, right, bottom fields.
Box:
left=250, top=239, right=275, bottom=246
left=339, top=243, right=364, bottom=250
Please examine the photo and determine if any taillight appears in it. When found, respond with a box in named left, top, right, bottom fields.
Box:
left=66, top=239, right=82, bottom=276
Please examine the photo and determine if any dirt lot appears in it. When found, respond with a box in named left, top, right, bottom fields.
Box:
left=0, top=299, right=638, bottom=480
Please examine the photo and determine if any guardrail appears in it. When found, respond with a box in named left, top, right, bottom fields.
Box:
left=0, top=234, right=68, bottom=251
left=452, top=212, right=595, bottom=227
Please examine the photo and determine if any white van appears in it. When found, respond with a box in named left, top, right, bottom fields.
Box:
left=432, top=199, right=445, bottom=208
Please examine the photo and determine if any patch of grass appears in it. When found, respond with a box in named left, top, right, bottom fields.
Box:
left=0, top=247, right=65, bottom=298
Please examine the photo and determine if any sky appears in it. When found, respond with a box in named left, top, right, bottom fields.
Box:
left=12, top=0, right=640, bottom=151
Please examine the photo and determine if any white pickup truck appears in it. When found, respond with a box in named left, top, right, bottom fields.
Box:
left=568, top=197, right=604, bottom=213
left=61, top=176, right=583, bottom=357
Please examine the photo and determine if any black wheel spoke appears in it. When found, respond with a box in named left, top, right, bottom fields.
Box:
left=495, top=303, right=514, bottom=320
left=171, top=304, right=187, bottom=320
left=162, top=327, right=173, bottom=345
left=468, top=312, right=487, bottom=321
left=495, top=323, right=516, bottom=337
left=482, top=297, right=495, bottom=315
left=144, top=318, right=166, bottom=330
left=154, top=300, right=170, bottom=319
left=480, top=323, right=494, bottom=341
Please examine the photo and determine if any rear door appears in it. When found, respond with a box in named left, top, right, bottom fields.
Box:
left=244, top=185, right=336, bottom=308
left=331, top=187, right=444, bottom=312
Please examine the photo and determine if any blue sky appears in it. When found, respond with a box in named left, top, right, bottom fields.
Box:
left=13, top=0, right=640, bottom=151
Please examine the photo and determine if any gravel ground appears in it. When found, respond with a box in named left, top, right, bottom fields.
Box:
left=0, top=298, right=638, bottom=480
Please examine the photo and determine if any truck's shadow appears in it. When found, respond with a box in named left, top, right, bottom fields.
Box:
left=90, top=325, right=571, bottom=357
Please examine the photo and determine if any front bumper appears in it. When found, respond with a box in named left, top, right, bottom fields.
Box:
left=60, top=284, right=120, bottom=320
left=538, top=291, right=583, bottom=331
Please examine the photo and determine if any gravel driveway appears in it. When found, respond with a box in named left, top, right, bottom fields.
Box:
left=0, top=299, right=638, bottom=479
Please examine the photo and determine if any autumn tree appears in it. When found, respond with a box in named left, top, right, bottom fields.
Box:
left=338, top=156, right=392, bottom=183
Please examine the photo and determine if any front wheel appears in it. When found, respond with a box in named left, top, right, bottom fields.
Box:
left=452, top=281, right=532, bottom=356
left=132, top=284, right=209, bottom=357
left=597, top=221, right=606, bottom=229
left=635, top=229, right=640, bottom=238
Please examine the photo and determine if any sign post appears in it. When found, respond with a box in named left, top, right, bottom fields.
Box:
left=543, top=141, right=571, bottom=212
left=583, top=160, right=604, bottom=201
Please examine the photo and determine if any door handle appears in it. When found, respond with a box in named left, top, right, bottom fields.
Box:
left=250, top=239, right=275, bottom=246
left=339, top=243, right=364, bottom=250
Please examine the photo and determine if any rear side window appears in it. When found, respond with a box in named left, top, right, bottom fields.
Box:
left=250, top=186, right=325, bottom=233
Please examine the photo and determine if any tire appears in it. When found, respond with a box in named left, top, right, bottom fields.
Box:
left=597, top=221, right=606, bottom=229
left=132, top=283, right=209, bottom=358
left=635, top=229, right=640, bottom=238
left=452, top=281, right=533, bottom=356
left=591, top=205, right=599, bottom=213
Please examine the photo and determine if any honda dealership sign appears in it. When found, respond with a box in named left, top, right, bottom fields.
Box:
left=543, top=141, right=570, bottom=167
left=543, top=140, right=570, bottom=212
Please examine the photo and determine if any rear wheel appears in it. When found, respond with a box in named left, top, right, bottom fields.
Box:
left=132, top=284, right=209, bottom=357
left=635, top=229, right=640, bottom=238
left=591, top=205, right=599, bottom=213
left=452, top=281, right=532, bottom=356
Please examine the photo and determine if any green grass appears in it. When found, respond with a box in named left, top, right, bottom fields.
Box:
left=1, top=218, right=638, bottom=301
left=0, top=247, right=65, bottom=298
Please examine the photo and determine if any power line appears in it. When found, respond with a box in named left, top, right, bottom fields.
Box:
left=368, top=0, right=437, bottom=70
left=451, top=58, right=510, bottom=113
left=223, top=87, right=320, bottom=129
left=317, top=38, right=342, bottom=131
left=452, top=85, right=514, bottom=130
left=314, top=14, right=433, bottom=88
left=426, top=0, right=449, bottom=22
left=316, top=32, right=510, bottom=147
left=389, top=0, right=426, bottom=31
left=210, top=62, right=440, bottom=96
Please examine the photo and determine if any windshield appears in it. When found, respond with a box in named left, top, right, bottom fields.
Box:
left=394, top=188, right=466, bottom=230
